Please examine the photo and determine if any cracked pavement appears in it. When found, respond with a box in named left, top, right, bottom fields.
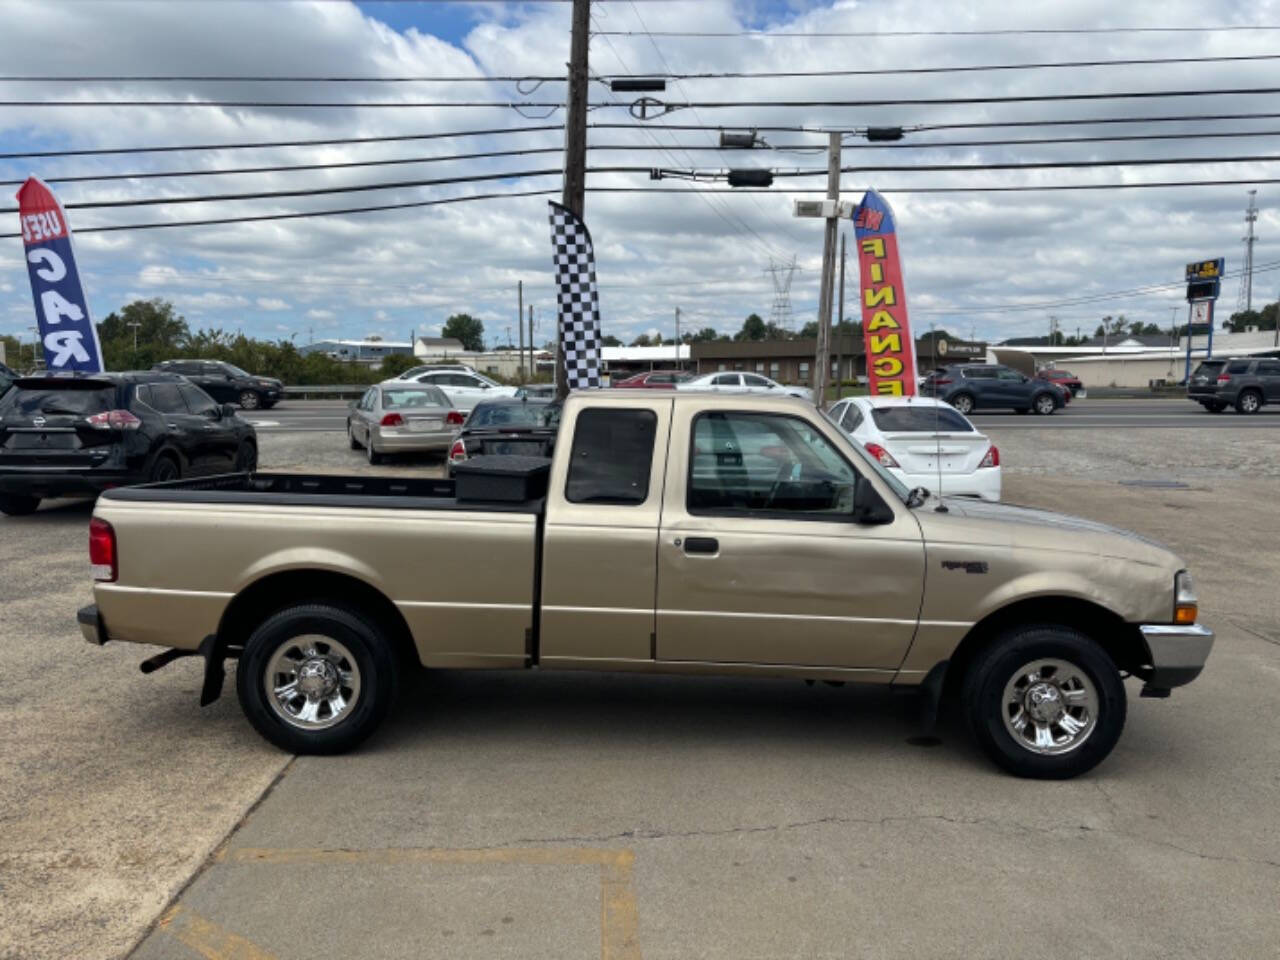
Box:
left=3, top=423, right=1279, bottom=960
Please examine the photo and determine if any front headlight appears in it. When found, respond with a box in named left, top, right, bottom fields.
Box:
left=1174, top=570, right=1198, bottom=624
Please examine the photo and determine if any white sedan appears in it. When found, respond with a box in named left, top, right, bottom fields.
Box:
left=386, top=368, right=518, bottom=413
left=827, top=395, right=1001, bottom=501
left=676, top=371, right=813, bottom=402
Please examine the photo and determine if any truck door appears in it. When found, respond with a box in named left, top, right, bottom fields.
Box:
left=655, top=405, right=925, bottom=672
left=538, top=397, right=673, bottom=664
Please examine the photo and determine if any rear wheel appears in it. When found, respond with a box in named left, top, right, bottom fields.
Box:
left=950, top=393, right=975, bottom=415
left=366, top=436, right=382, bottom=465
left=0, top=494, right=40, bottom=516
left=962, top=624, right=1125, bottom=779
left=348, top=422, right=361, bottom=449
left=1032, top=392, right=1057, bottom=415
left=1236, top=389, right=1262, bottom=414
left=1202, top=401, right=1226, bottom=413
left=235, top=603, right=397, bottom=754
left=1015, top=407, right=1029, bottom=415
left=149, top=453, right=180, bottom=483
left=234, top=440, right=257, bottom=472
left=238, top=390, right=261, bottom=410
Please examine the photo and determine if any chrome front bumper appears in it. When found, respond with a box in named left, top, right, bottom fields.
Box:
left=1139, top=623, right=1214, bottom=690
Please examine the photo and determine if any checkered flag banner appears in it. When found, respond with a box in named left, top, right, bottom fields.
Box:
left=548, top=201, right=603, bottom=389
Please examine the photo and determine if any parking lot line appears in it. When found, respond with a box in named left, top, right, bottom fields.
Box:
left=214, top=846, right=641, bottom=960
left=159, top=905, right=279, bottom=960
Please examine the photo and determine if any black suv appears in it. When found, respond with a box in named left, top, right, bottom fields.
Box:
left=1187, top=356, right=1280, bottom=414
left=921, top=363, right=1066, bottom=415
left=152, top=359, right=282, bottom=410
left=0, top=361, right=16, bottom=400
left=0, top=372, right=257, bottom=515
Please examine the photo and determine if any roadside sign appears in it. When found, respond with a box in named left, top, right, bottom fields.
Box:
left=793, top=199, right=856, bottom=219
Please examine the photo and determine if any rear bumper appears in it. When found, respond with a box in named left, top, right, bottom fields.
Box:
left=78, top=603, right=108, bottom=645
left=0, top=468, right=141, bottom=498
left=1139, top=622, right=1214, bottom=688
left=1187, top=387, right=1228, bottom=402
left=372, top=429, right=457, bottom=453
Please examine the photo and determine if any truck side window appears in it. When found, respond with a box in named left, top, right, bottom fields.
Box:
left=565, top=408, right=657, bottom=505
left=688, top=411, right=858, bottom=517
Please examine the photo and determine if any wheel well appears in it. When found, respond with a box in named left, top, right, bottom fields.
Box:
left=941, top=596, right=1145, bottom=698
left=214, top=569, right=417, bottom=669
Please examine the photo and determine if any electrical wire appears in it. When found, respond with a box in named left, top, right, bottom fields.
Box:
left=593, top=178, right=1280, bottom=194
left=771, top=154, right=1280, bottom=177
left=591, top=25, right=1280, bottom=38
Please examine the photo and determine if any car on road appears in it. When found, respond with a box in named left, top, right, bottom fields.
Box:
left=1036, top=368, right=1084, bottom=397
left=347, top=383, right=462, bottom=465
left=393, top=367, right=518, bottom=413
left=153, top=359, right=283, bottom=410
left=677, top=370, right=813, bottom=402
left=448, top=397, right=560, bottom=471
left=0, top=372, right=256, bottom=516
left=80, top=390, right=1212, bottom=779
left=827, top=395, right=1000, bottom=502
left=1186, top=356, right=1280, bottom=414
left=611, top=370, right=692, bottom=388
left=922, top=363, right=1066, bottom=415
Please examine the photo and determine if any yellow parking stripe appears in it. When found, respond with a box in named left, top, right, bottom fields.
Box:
left=159, top=905, right=280, bottom=960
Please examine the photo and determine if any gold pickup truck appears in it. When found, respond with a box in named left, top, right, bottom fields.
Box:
left=78, top=392, right=1212, bottom=778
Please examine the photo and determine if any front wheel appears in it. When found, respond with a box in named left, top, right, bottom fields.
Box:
left=0, top=494, right=40, bottom=516
left=962, top=625, right=1126, bottom=779
left=238, top=390, right=261, bottom=410
left=1032, top=392, right=1057, bottom=415
left=235, top=603, right=397, bottom=754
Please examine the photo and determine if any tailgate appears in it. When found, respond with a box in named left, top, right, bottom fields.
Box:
left=882, top=432, right=991, bottom=474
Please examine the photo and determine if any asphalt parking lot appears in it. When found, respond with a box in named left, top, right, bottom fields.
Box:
left=3, top=402, right=1280, bottom=960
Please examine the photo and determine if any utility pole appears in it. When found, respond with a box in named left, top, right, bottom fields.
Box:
left=834, top=233, right=846, bottom=400
left=1048, top=314, right=1059, bottom=345
left=1242, top=189, right=1258, bottom=312
left=517, top=280, right=525, bottom=381
left=528, top=304, right=535, bottom=380
left=556, top=0, right=590, bottom=400
left=674, top=305, right=681, bottom=366
left=812, top=131, right=841, bottom=407
left=127, top=320, right=141, bottom=357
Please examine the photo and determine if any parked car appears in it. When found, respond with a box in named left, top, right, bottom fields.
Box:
left=677, top=371, right=814, bottom=402
left=0, top=361, right=16, bottom=400
left=1036, top=368, right=1084, bottom=398
left=448, top=397, right=560, bottom=471
left=80, top=392, right=1212, bottom=779
left=921, top=363, right=1066, bottom=415
left=393, top=368, right=518, bottom=413
left=152, top=359, right=283, bottom=410
left=0, top=371, right=256, bottom=516
left=827, top=395, right=1000, bottom=502
left=611, top=370, right=692, bottom=388
left=393, top=362, right=474, bottom=381
left=1186, top=356, right=1280, bottom=414
left=514, top=383, right=556, bottom=400
left=347, top=383, right=462, bottom=465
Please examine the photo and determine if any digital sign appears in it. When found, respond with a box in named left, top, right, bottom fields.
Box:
left=1185, top=259, right=1224, bottom=281
left=1185, top=257, right=1225, bottom=302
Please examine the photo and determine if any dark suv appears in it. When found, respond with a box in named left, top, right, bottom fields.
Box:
left=921, top=363, right=1066, bottom=415
left=1187, top=357, right=1280, bottom=414
left=0, top=361, right=16, bottom=400
left=152, top=359, right=282, bottom=410
left=0, top=372, right=257, bottom=515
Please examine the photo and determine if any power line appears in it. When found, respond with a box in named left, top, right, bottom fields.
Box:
left=7, top=86, right=1280, bottom=109
left=0, top=123, right=565, bottom=160
left=595, top=178, right=1280, bottom=194
left=916, top=111, right=1280, bottom=132
left=591, top=25, right=1280, bottom=38
left=765, top=154, right=1280, bottom=177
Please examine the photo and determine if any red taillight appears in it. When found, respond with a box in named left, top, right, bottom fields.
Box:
left=933, top=377, right=952, bottom=386
left=86, top=410, right=141, bottom=431
left=380, top=412, right=404, bottom=427
left=445, top=410, right=465, bottom=425
left=449, top=439, right=467, bottom=462
left=980, top=445, right=1000, bottom=468
left=89, top=517, right=117, bottom=582
left=1216, top=374, right=1231, bottom=383
left=864, top=442, right=901, bottom=468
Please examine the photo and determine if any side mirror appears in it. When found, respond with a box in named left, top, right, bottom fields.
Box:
left=220, top=403, right=237, bottom=419
left=852, top=474, right=894, bottom=525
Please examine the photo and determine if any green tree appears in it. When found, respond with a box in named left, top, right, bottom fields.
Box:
left=601, top=334, right=623, bottom=347
left=735, top=313, right=767, bottom=341
left=379, top=353, right=419, bottom=378
left=99, top=298, right=191, bottom=370
left=688, top=327, right=720, bottom=343
left=441, top=313, right=484, bottom=352
left=629, top=333, right=653, bottom=347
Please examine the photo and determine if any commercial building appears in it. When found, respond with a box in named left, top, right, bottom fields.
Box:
left=299, top=338, right=415, bottom=365
left=689, top=336, right=987, bottom=386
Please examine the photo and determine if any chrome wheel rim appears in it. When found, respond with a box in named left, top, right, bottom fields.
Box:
left=1241, top=393, right=1259, bottom=412
left=240, top=391, right=259, bottom=409
left=953, top=396, right=972, bottom=413
left=264, top=635, right=361, bottom=730
left=1036, top=395, right=1054, bottom=414
left=1001, top=658, right=1098, bottom=756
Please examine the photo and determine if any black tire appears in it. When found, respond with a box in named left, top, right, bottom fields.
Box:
left=1015, top=407, right=1029, bottom=415
left=1203, top=402, right=1225, bottom=414
left=961, top=624, right=1126, bottom=779
left=149, top=453, right=181, bottom=483
left=234, top=440, right=257, bottom=472
left=366, top=436, right=382, bottom=465
left=1236, top=389, right=1262, bottom=415
left=949, top=393, right=975, bottom=415
left=0, top=494, right=40, bottom=516
left=348, top=422, right=361, bottom=450
left=1032, top=392, right=1057, bottom=416
left=238, top=390, right=261, bottom=410
left=235, top=603, right=397, bottom=754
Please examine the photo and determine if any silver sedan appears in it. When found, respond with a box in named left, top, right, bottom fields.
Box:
left=347, top=384, right=463, bottom=464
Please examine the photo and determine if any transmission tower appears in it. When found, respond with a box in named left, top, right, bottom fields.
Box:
left=765, top=256, right=798, bottom=332
left=1238, top=189, right=1259, bottom=313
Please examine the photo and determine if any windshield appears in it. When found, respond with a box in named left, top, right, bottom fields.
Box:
left=871, top=406, right=974, bottom=433
left=382, top=386, right=448, bottom=409
left=466, top=402, right=558, bottom=429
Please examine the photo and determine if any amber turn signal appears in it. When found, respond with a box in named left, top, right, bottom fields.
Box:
left=1174, top=604, right=1198, bottom=625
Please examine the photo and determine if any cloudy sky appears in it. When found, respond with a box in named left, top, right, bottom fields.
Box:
left=1, top=0, right=1278, bottom=351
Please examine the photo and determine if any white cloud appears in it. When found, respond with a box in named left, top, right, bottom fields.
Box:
left=256, top=297, right=290, bottom=311
left=306, top=308, right=336, bottom=319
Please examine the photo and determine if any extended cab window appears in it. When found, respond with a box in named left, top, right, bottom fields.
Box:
left=689, top=411, right=858, bottom=517
left=565, top=408, right=657, bottom=504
